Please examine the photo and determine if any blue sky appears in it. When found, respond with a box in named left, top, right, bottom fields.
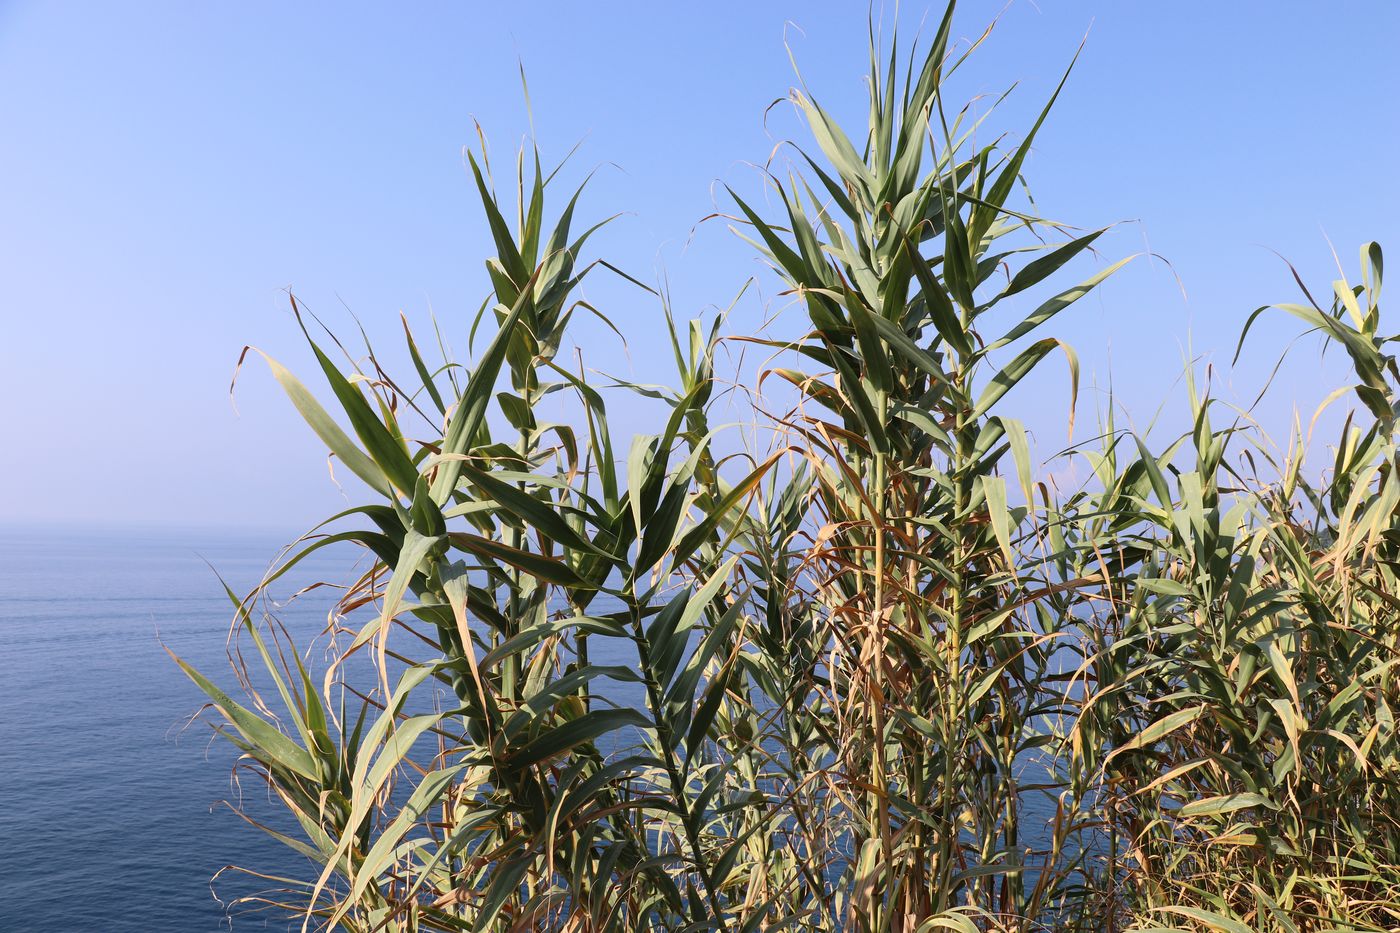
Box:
left=2, top=2, right=1397, bottom=532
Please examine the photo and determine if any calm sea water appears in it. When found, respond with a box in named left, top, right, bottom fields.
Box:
left=0, top=526, right=350, bottom=932
left=0, top=527, right=1073, bottom=930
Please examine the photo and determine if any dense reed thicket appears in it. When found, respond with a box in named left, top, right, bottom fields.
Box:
left=178, top=4, right=1400, bottom=930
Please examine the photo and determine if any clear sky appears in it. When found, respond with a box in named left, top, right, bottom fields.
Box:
left=2, top=2, right=1397, bottom=533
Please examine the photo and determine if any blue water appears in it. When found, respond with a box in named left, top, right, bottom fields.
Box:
left=0, top=527, right=352, bottom=932
left=0, top=527, right=1077, bottom=930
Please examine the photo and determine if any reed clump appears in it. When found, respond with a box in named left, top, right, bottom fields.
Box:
left=178, top=4, right=1400, bottom=929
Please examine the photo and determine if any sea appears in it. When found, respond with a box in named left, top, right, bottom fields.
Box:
left=0, top=526, right=351, bottom=932
left=0, top=526, right=1074, bottom=931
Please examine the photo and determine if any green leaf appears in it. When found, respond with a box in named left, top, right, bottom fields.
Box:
left=984, top=255, right=1135, bottom=353
left=380, top=528, right=442, bottom=631
left=247, top=348, right=392, bottom=497
left=905, top=237, right=973, bottom=358
left=1178, top=792, right=1277, bottom=818
left=670, top=454, right=781, bottom=565
left=306, top=338, right=419, bottom=495
left=449, top=532, right=593, bottom=588
left=503, top=709, right=649, bottom=774
left=169, top=650, right=319, bottom=782
left=429, top=287, right=533, bottom=505
left=459, top=462, right=613, bottom=558
left=999, top=229, right=1105, bottom=299
left=972, top=337, right=1079, bottom=429
left=1151, top=906, right=1255, bottom=933
left=1107, top=704, right=1206, bottom=760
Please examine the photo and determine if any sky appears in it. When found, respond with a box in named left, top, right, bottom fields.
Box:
left=2, top=2, right=1398, bottom=533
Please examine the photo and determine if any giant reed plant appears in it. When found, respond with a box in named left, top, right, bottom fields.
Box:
left=1060, top=250, right=1400, bottom=930
left=178, top=4, right=1400, bottom=930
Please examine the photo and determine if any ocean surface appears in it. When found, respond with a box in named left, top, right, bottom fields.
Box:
left=0, top=526, right=353, bottom=932
left=0, top=527, right=1071, bottom=930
